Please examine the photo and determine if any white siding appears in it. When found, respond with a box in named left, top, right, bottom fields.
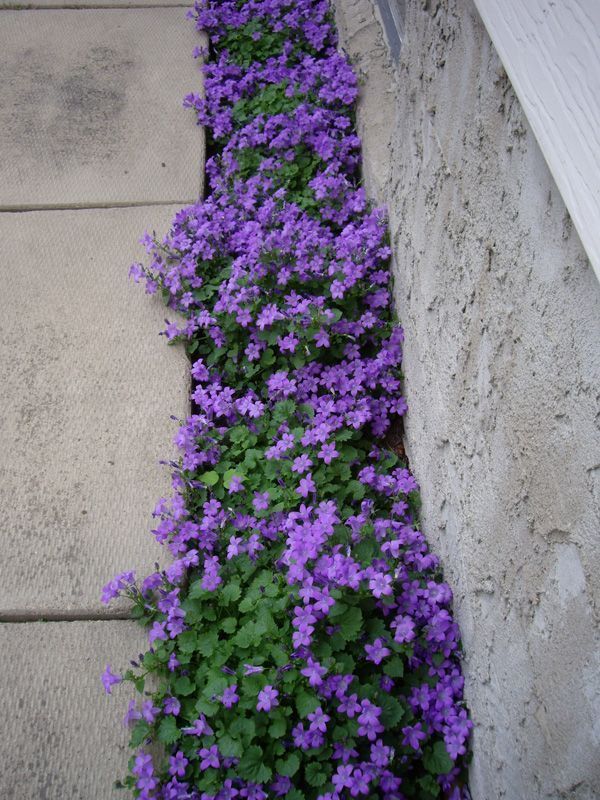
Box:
left=473, top=0, right=600, bottom=281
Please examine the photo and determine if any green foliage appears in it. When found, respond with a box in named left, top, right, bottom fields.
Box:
left=111, top=3, right=471, bottom=798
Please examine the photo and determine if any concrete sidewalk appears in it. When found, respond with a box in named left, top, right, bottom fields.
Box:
left=0, top=3, right=202, bottom=796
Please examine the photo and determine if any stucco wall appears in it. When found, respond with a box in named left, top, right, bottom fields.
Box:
left=334, top=1, right=600, bottom=798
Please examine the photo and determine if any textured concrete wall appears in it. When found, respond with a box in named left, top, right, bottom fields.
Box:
left=334, top=1, right=600, bottom=798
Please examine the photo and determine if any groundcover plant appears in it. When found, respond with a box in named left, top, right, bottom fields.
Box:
left=102, top=1, right=472, bottom=798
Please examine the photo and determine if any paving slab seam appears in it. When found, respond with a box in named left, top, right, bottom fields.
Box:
left=0, top=199, right=197, bottom=213
left=0, top=610, right=133, bottom=625
left=1, top=4, right=191, bottom=8
left=0, top=612, right=133, bottom=622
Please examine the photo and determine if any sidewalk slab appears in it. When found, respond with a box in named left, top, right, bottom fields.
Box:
left=0, top=620, right=147, bottom=799
left=0, top=205, right=190, bottom=617
left=0, top=9, right=205, bottom=206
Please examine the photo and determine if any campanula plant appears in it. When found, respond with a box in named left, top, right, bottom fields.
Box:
left=102, top=1, right=472, bottom=798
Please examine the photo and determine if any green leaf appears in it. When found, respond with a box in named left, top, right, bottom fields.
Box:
left=221, top=616, right=237, bottom=634
left=238, top=745, right=272, bottom=783
left=269, top=645, right=288, bottom=667
left=355, top=538, right=378, bottom=563
left=423, top=741, right=454, bottom=776
left=203, top=672, right=229, bottom=699
left=174, top=676, right=195, bottom=696
left=269, top=716, right=287, bottom=738
left=328, top=631, right=346, bottom=651
left=177, top=631, right=198, bottom=654
left=335, top=652, right=356, bottom=673
left=229, top=715, right=255, bottom=743
left=129, top=720, right=150, bottom=748
left=383, top=656, right=404, bottom=678
left=197, top=631, right=218, bottom=657
left=276, top=753, right=300, bottom=777
left=339, top=606, right=363, bottom=641
left=296, top=690, right=319, bottom=718
left=305, top=762, right=327, bottom=787
left=243, top=448, right=262, bottom=469
left=260, top=348, right=276, bottom=366
left=195, top=696, right=219, bottom=717
left=218, top=734, right=243, bottom=759
left=142, top=651, right=158, bottom=670
left=378, top=694, right=404, bottom=727
left=199, top=470, right=219, bottom=486
left=329, top=601, right=348, bottom=619
left=347, top=480, right=365, bottom=500
left=417, top=773, right=441, bottom=797
left=233, top=622, right=256, bottom=649
left=220, top=581, right=241, bottom=605
left=188, top=580, right=208, bottom=600
left=157, top=715, right=180, bottom=745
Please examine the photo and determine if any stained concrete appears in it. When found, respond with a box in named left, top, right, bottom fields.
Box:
left=335, top=0, right=600, bottom=798
left=0, top=3, right=201, bottom=794
left=0, top=9, right=204, bottom=207
left=0, top=620, right=147, bottom=799
left=0, top=205, right=190, bottom=616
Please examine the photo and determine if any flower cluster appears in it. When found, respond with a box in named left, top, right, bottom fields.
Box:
left=103, top=1, right=472, bottom=798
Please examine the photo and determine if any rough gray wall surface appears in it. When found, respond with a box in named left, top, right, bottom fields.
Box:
left=334, top=1, right=600, bottom=798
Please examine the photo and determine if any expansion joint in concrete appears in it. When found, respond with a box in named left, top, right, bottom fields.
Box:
left=0, top=199, right=197, bottom=213
left=0, top=611, right=133, bottom=622
left=1, top=4, right=190, bottom=9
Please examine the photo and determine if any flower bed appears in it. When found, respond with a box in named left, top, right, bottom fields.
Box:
left=102, top=1, right=472, bottom=798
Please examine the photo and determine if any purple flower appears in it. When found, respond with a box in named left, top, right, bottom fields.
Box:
left=123, top=700, right=141, bottom=727
left=252, top=491, right=269, bottom=511
left=257, top=685, right=279, bottom=712
left=164, top=696, right=180, bottom=716
left=141, top=700, right=160, bottom=724
left=301, top=657, right=327, bottom=687
left=332, top=765, right=353, bottom=791
left=182, top=715, right=213, bottom=737
left=148, top=621, right=167, bottom=645
left=357, top=699, right=384, bottom=741
left=228, top=475, right=244, bottom=494
left=113, top=2, right=472, bottom=793
left=402, top=722, right=427, bottom=751
left=199, top=744, right=219, bottom=771
left=271, top=775, right=292, bottom=796
left=101, top=570, right=135, bottom=604
left=292, top=454, right=313, bottom=473
left=314, top=328, right=330, bottom=348
left=338, top=693, right=361, bottom=718
left=364, top=638, right=391, bottom=665
left=169, top=751, right=188, bottom=778
left=370, top=739, right=393, bottom=767
left=221, top=684, right=239, bottom=708
left=243, top=664, right=264, bottom=676
left=101, top=665, right=121, bottom=695
left=317, top=442, right=339, bottom=464
left=392, top=614, right=416, bottom=644
left=278, top=333, right=299, bottom=352
left=368, top=571, right=393, bottom=598
left=348, top=768, right=370, bottom=796
left=307, top=706, right=330, bottom=733
left=292, top=722, right=311, bottom=749
left=297, top=473, right=316, bottom=497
